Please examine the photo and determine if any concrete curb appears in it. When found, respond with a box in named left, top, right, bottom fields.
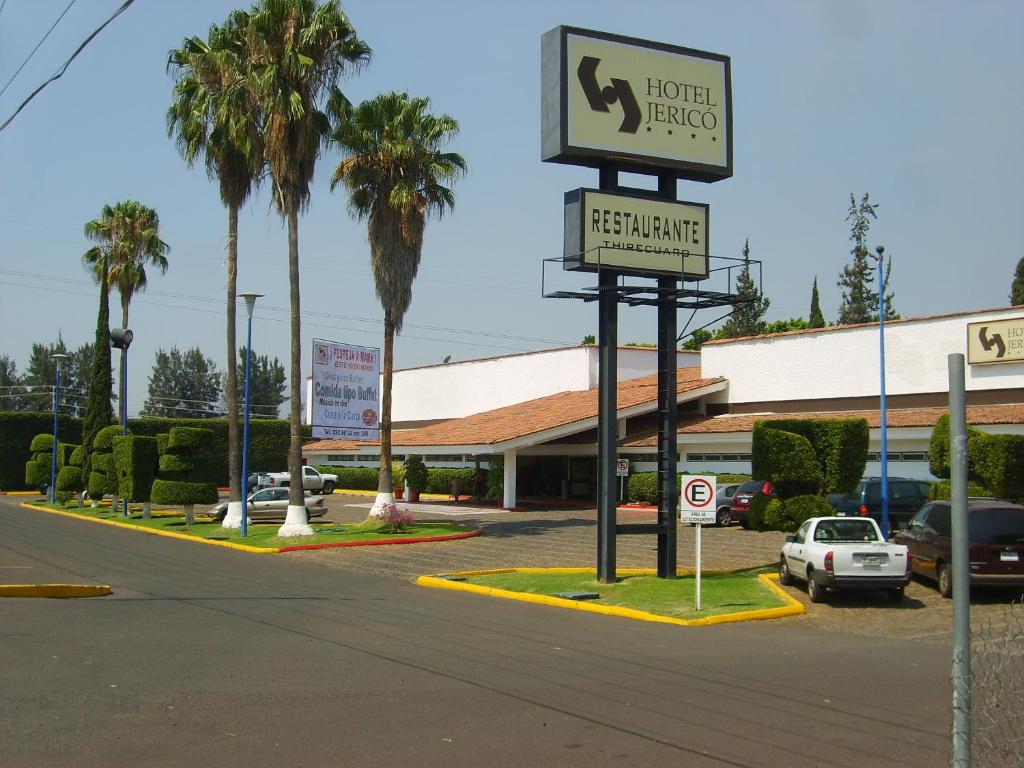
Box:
left=0, top=584, right=112, bottom=598
left=21, top=502, right=481, bottom=555
left=415, top=567, right=805, bottom=627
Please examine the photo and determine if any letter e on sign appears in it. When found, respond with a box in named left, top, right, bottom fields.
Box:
left=680, top=475, right=717, bottom=524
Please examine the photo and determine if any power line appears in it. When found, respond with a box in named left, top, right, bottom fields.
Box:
left=0, top=0, right=78, bottom=100
left=0, top=0, right=135, bottom=134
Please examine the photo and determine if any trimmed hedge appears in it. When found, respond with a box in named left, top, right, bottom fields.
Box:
left=24, top=435, right=51, bottom=489
left=970, top=433, right=1024, bottom=499
left=88, top=425, right=123, bottom=500
left=929, top=413, right=984, bottom=479
left=627, top=471, right=752, bottom=505
left=112, top=435, right=158, bottom=503
left=0, top=412, right=82, bottom=491
left=425, top=467, right=476, bottom=495
left=747, top=491, right=772, bottom=530
left=929, top=479, right=992, bottom=500
left=753, top=418, right=867, bottom=496
left=486, top=457, right=503, bottom=500
left=751, top=424, right=821, bottom=499
left=55, top=443, right=83, bottom=504
left=150, top=479, right=219, bottom=506
left=755, top=495, right=837, bottom=532
left=30, top=433, right=54, bottom=452
left=403, top=456, right=428, bottom=492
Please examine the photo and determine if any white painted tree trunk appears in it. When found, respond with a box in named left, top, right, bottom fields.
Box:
left=370, top=491, right=395, bottom=518
left=278, top=505, right=314, bottom=537
left=221, top=500, right=245, bottom=529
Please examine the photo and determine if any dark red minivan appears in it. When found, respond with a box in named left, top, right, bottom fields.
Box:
left=894, top=500, right=1024, bottom=597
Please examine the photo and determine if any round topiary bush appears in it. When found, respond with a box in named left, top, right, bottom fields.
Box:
left=760, top=498, right=790, bottom=531
left=747, top=491, right=772, bottom=530
left=783, top=495, right=838, bottom=530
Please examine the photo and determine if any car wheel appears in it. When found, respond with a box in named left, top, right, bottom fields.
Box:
left=716, top=507, right=731, bottom=527
left=887, top=587, right=904, bottom=605
left=778, top=557, right=795, bottom=586
left=938, top=562, right=953, bottom=599
left=807, top=570, right=826, bottom=603
left=321, top=481, right=335, bottom=495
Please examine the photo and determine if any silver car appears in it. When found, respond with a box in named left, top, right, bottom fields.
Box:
left=209, top=487, right=326, bottom=523
left=714, top=482, right=741, bottom=527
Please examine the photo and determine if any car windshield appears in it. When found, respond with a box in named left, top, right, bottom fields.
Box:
left=737, top=480, right=768, bottom=494
left=814, top=520, right=879, bottom=543
left=971, top=509, right=1024, bottom=544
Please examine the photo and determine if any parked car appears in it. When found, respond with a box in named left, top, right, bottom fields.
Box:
left=893, top=499, right=1024, bottom=597
left=729, top=480, right=774, bottom=528
left=779, top=516, right=912, bottom=603
left=713, top=482, right=741, bottom=527
left=828, top=477, right=932, bottom=533
left=208, top=487, right=326, bottom=524
left=259, top=466, right=338, bottom=494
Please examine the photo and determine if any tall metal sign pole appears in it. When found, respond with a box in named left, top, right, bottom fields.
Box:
left=542, top=26, right=733, bottom=582
left=948, top=353, right=971, bottom=766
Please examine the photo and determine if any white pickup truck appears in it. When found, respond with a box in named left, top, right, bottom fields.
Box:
left=258, top=466, right=338, bottom=495
left=779, top=516, right=911, bottom=604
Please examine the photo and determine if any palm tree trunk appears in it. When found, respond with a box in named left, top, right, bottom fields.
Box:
left=279, top=200, right=313, bottom=536
left=225, top=205, right=241, bottom=513
left=372, top=309, right=394, bottom=514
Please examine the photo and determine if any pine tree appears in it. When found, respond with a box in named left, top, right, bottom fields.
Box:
left=836, top=193, right=897, bottom=323
left=232, top=347, right=286, bottom=419
left=808, top=277, right=825, bottom=328
left=721, top=239, right=769, bottom=338
left=1011, top=256, right=1024, bottom=305
left=141, top=347, right=221, bottom=418
left=81, top=261, right=114, bottom=485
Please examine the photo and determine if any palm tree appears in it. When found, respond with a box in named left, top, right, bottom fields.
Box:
left=330, top=92, right=465, bottom=515
left=237, top=0, right=369, bottom=535
left=168, top=18, right=263, bottom=527
left=84, top=201, right=170, bottom=420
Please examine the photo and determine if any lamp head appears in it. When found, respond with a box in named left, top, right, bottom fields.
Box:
left=239, top=292, right=264, bottom=319
left=110, top=328, right=133, bottom=350
left=51, top=353, right=69, bottom=371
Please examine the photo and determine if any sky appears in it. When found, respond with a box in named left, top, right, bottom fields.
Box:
left=1, top=0, right=1022, bottom=418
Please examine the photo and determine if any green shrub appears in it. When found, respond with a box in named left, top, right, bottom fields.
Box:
left=752, top=423, right=821, bottom=499
left=0, top=412, right=82, bottom=491
left=783, top=495, right=837, bottom=529
left=747, top=491, right=772, bottom=530
left=30, top=433, right=54, bottom=452
left=627, top=472, right=659, bottom=504
left=760, top=498, right=789, bottom=531
left=391, top=463, right=405, bottom=488
left=425, top=467, right=475, bottom=494
left=969, top=434, right=1024, bottom=500
left=403, top=456, right=428, bottom=492
left=159, top=453, right=193, bottom=474
left=93, top=453, right=114, bottom=474
left=150, top=479, right=219, bottom=506
left=25, top=455, right=49, bottom=488
left=69, top=445, right=85, bottom=467
left=335, top=466, right=379, bottom=490
left=755, top=418, right=867, bottom=495
left=929, top=413, right=986, bottom=480
left=112, top=435, right=158, bottom=503
left=929, top=480, right=993, bottom=500
left=87, top=425, right=122, bottom=500
left=486, top=457, right=503, bottom=500
left=56, top=466, right=83, bottom=504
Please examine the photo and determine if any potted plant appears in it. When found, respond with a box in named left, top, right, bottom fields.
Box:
left=392, top=463, right=405, bottom=500
left=403, top=455, right=428, bottom=503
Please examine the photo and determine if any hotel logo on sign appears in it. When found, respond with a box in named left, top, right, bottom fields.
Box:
left=542, top=26, right=732, bottom=182
left=968, top=318, right=1024, bottom=365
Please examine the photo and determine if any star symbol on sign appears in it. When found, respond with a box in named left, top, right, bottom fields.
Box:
left=667, top=129, right=673, bottom=135
left=690, top=133, right=697, bottom=139
left=711, top=136, right=717, bottom=142
left=645, top=126, right=652, bottom=133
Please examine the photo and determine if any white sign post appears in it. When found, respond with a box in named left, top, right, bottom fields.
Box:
left=310, top=339, right=381, bottom=440
left=680, top=475, right=717, bottom=611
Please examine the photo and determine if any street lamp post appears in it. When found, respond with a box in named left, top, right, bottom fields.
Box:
left=239, top=292, right=264, bottom=538
left=111, top=328, right=133, bottom=516
left=873, top=246, right=890, bottom=539
left=48, top=353, right=69, bottom=505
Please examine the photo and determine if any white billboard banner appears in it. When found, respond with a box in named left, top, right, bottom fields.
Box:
left=311, top=339, right=380, bottom=440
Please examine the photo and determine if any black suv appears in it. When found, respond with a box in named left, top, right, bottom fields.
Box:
left=827, top=477, right=932, bottom=532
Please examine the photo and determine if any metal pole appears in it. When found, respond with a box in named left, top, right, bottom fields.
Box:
left=657, top=275, right=678, bottom=578
left=597, top=267, right=618, bottom=583
left=877, top=247, right=889, bottom=538
left=241, top=314, right=254, bottom=538
left=49, top=362, right=62, bottom=505
left=122, top=346, right=129, bottom=516
left=949, top=353, right=971, bottom=767
left=694, top=522, right=702, bottom=611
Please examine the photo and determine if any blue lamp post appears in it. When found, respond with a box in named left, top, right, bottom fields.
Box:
left=873, top=246, right=890, bottom=538
left=48, top=353, right=69, bottom=505
left=239, top=292, right=264, bottom=538
left=111, top=328, right=133, bottom=516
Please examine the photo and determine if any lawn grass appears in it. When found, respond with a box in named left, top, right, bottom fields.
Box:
left=34, top=502, right=473, bottom=549
left=465, top=571, right=785, bottom=620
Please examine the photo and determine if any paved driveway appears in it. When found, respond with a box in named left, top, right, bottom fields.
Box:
left=311, top=494, right=1024, bottom=645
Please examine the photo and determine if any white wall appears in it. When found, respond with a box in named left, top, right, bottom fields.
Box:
left=306, top=346, right=701, bottom=424
left=701, top=307, right=1024, bottom=404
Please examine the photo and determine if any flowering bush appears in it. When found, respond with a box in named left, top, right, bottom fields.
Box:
left=380, top=502, right=415, bottom=533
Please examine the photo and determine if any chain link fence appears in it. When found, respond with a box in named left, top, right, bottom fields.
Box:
left=972, top=599, right=1024, bottom=766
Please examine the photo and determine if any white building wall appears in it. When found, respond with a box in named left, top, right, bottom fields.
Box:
left=307, top=346, right=701, bottom=424
left=701, top=307, right=1024, bottom=404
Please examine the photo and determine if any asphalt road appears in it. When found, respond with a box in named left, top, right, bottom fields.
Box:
left=1, top=497, right=953, bottom=767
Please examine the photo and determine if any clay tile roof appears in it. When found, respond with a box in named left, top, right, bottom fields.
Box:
left=619, top=403, right=1024, bottom=446
left=304, top=369, right=725, bottom=451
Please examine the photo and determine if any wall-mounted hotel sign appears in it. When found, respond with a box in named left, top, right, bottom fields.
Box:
left=967, top=317, right=1024, bottom=365
left=564, top=188, right=709, bottom=279
left=542, top=26, right=732, bottom=182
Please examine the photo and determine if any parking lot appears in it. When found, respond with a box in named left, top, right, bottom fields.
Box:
left=301, top=493, right=1024, bottom=644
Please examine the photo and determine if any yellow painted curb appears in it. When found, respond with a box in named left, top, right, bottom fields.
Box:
left=0, top=584, right=112, bottom=598
left=2, top=491, right=41, bottom=496
left=415, top=568, right=805, bottom=627
left=20, top=502, right=279, bottom=554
